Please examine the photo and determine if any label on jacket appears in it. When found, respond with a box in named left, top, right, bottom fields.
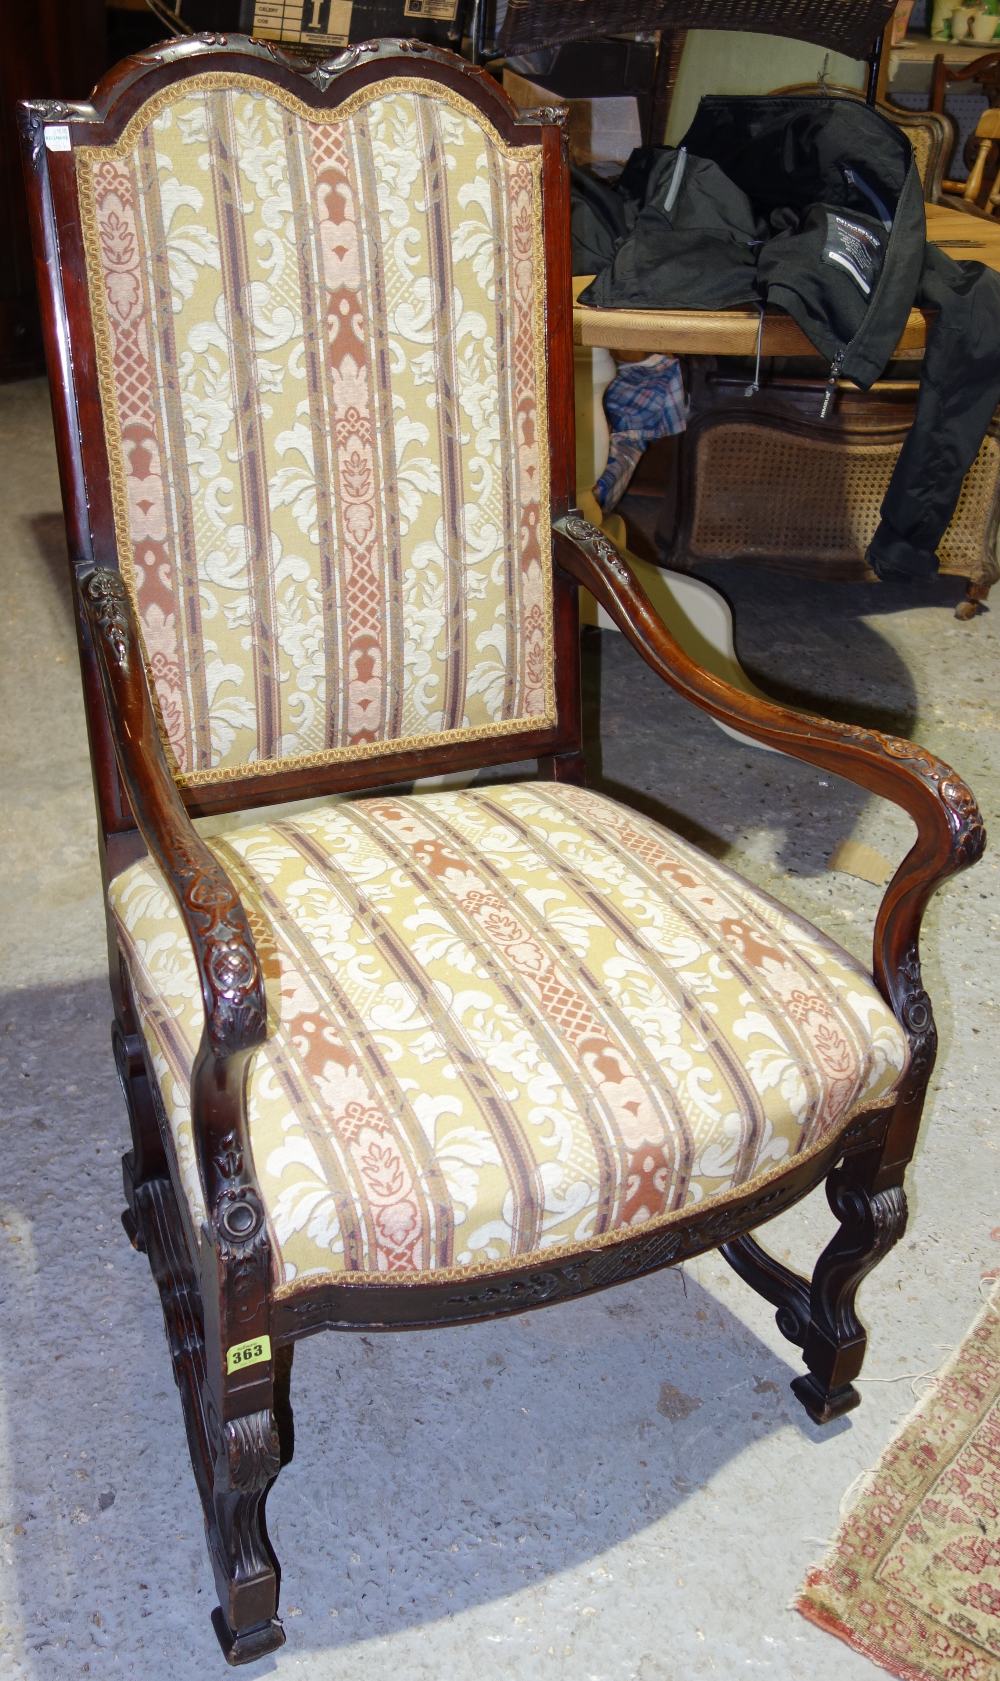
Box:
left=824, top=214, right=884, bottom=297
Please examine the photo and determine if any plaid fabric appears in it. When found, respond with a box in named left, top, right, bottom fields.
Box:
left=594, top=354, right=686, bottom=512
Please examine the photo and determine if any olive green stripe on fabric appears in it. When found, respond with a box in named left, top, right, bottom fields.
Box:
left=415, top=800, right=693, bottom=1212
left=279, top=816, right=544, bottom=1260
left=601, top=792, right=877, bottom=1089
left=136, top=125, right=212, bottom=770
left=519, top=787, right=783, bottom=1182
left=254, top=822, right=457, bottom=1268
left=210, top=90, right=281, bottom=763
left=349, top=110, right=405, bottom=746
left=471, top=789, right=769, bottom=1150
left=212, top=835, right=438, bottom=1271
left=321, top=803, right=555, bottom=1256
left=418, top=98, right=468, bottom=734
left=346, top=801, right=630, bottom=1239
left=287, top=111, right=338, bottom=755
left=550, top=784, right=876, bottom=1116
left=533, top=785, right=869, bottom=1159
left=211, top=842, right=374, bottom=1269
left=460, top=791, right=757, bottom=1200
left=486, top=143, right=520, bottom=720
left=523, top=786, right=815, bottom=1180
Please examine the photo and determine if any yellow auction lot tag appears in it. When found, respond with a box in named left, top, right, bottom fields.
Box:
left=226, top=1335, right=272, bottom=1376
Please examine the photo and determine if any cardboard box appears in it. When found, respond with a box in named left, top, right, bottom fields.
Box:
left=239, top=0, right=461, bottom=55
left=502, top=67, right=641, bottom=171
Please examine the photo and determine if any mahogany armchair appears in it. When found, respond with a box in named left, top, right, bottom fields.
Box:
left=20, top=35, right=984, bottom=1666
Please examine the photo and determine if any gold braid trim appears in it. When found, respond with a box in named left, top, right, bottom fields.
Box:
left=75, top=72, right=556, bottom=787
left=272, top=1091, right=899, bottom=1296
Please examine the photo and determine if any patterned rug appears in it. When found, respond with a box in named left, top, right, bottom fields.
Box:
left=798, top=1288, right=1000, bottom=1681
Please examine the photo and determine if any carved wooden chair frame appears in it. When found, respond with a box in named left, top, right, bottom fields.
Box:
left=19, top=33, right=985, bottom=1666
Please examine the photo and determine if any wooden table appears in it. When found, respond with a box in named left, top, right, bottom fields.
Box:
left=570, top=201, right=1000, bottom=715
left=574, top=202, right=1000, bottom=358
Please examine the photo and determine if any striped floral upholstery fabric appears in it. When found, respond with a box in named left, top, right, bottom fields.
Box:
left=109, top=783, right=909, bottom=1289
left=77, top=76, right=554, bottom=786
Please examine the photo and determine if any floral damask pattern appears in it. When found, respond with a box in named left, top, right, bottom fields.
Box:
left=109, top=784, right=909, bottom=1287
left=77, top=76, right=554, bottom=783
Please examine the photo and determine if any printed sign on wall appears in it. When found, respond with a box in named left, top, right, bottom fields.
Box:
left=250, top=0, right=354, bottom=49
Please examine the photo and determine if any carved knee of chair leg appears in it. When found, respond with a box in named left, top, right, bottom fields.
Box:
left=209, top=1410, right=285, bottom=1666
left=792, top=1163, right=908, bottom=1424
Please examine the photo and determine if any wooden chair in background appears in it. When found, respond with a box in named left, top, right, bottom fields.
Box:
left=941, top=105, right=1000, bottom=215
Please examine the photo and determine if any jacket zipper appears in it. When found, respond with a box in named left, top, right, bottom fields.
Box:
left=744, top=303, right=765, bottom=397
left=663, top=146, right=688, bottom=216
left=841, top=165, right=893, bottom=230
left=820, top=347, right=845, bottom=419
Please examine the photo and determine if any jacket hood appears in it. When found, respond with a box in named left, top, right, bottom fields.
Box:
left=577, top=93, right=926, bottom=388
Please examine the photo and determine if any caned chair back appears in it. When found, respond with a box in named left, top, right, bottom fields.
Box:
left=27, top=40, right=577, bottom=817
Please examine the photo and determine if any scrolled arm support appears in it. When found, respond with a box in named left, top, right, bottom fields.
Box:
left=82, top=569, right=271, bottom=1256
left=554, top=515, right=986, bottom=1125
left=83, top=568, right=267, bottom=1063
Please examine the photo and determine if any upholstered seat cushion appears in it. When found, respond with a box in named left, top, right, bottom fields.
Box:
left=109, top=783, right=909, bottom=1289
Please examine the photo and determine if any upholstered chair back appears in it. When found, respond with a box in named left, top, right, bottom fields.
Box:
left=77, top=72, right=555, bottom=788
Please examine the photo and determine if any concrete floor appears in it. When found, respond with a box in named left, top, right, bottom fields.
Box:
left=1, top=375, right=997, bottom=1680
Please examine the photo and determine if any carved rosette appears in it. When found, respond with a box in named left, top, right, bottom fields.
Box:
left=893, top=942, right=938, bottom=1101
left=209, top=1128, right=270, bottom=1326
left=154, top=838, right=267, bottom=1057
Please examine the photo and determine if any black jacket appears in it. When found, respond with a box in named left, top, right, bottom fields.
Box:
left=573, top=94, right=1000, bottom=580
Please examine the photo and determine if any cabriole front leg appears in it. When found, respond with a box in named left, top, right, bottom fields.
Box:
left=791, top=1146, right=908, bottom=1424
left=208, top=1408, right=286, bottom=1665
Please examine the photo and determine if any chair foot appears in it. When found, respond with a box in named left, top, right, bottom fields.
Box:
left=955, top=580, right=991, bottom=620
left=211, top=1608, right=285, bottom=1666
left=791, top=1148, right=908, bottom=1424
left=789, top=1374, right=861, bottom=1425
left=208, top=1409, right=284, bottom=1649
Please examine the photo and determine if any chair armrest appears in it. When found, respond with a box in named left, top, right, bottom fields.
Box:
left=82, top=569, right=267, bottom=1063
left=553, top=515, right=986, bottom=1062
